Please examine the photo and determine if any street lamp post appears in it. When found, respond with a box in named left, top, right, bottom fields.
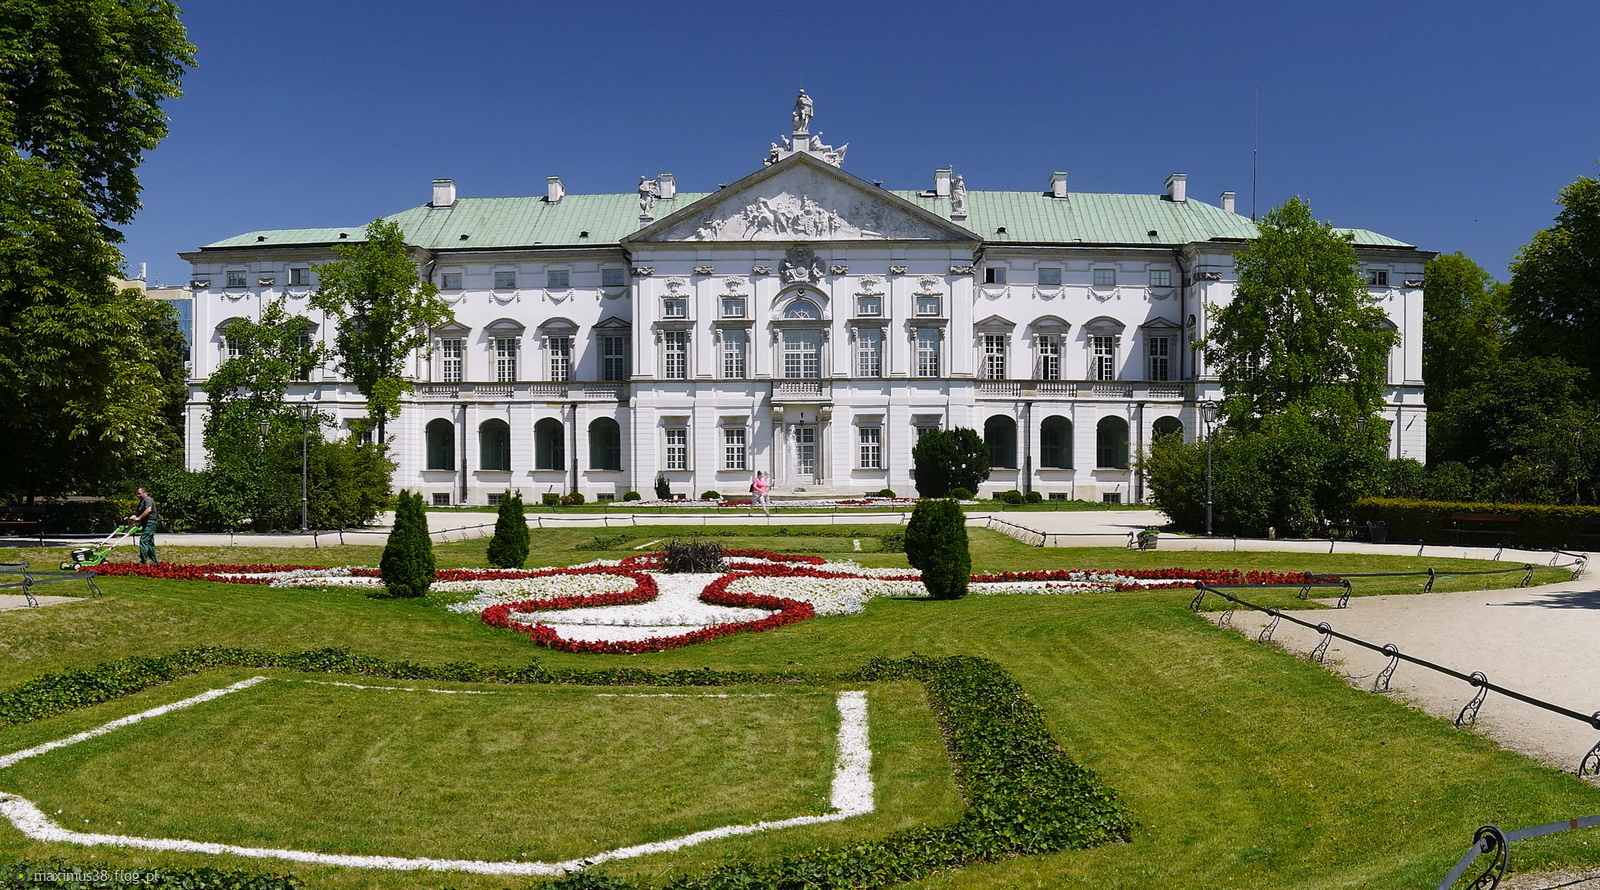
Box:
left=298, top=402, right=313, bottom=533
left=258, top=417, right=272, bottom=531
left=1200, top=400, right=1218, bottom=537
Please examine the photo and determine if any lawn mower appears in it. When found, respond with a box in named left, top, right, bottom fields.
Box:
left=60, top=523, right=138, bottom=571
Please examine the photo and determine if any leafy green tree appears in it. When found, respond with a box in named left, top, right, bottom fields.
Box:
left=136, top=299, right=190, bottom=466
left=1205, top=197, right=1397, bottom=421
left=202, top=299, right=323, bottom=450
left=487, top=491, right=530, bottom=568
left=904, top=499, right=970, bottom=599
left=1429, top=357, right=1587, bottom=471
left=1508, top=173, right=1600, bottom=397
left=311, top=219, right=453, bottom=442
left=912, top=428, right=989, bottom=498
left=1423, top=252, right=1506, bottom=403
left=379, top=491, right=434, bottom=598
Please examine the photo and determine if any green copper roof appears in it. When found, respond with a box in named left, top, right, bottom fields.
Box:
left=201, top=188, right=1414, bottom=251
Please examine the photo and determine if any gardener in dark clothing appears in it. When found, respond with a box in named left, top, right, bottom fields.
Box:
left=127, top=487, right=159, bottom=564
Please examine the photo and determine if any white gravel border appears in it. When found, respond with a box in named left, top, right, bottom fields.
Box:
left=0, top=682, right=874, bottom=875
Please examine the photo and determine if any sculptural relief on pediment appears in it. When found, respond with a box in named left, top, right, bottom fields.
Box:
left=650, top=168, right=957, bottom=242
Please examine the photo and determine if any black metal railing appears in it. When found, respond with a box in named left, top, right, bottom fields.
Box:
left=1435, top=817, right=1600, bottom=890
left=0, top=561, right=99, bottom=606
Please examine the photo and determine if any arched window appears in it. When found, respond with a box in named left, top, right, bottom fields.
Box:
left=1096, top=416, right=1130, bottom=469
left=425, top=419, right=454, bottom=471
left=1040, top=415, right=1073, bottom=469
left=783, top=299, right=821, bottom=319
left=1152, top=416, right=1183, bottom=440
left=479, top=419, right=511, bottom=471
left=984, top=415, right=1017, bottom=469
left=534, top=418, right=565, bottom=471
left=589, top=417, right=622, bottom=471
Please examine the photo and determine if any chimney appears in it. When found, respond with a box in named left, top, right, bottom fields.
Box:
left=546, top=176, right=565, bottom=204
left=432, top=178, right=457, bottom=208
left=1165, top=173, right=1187, bottom=203
left=1220, top=191, right=1236, bottom=214
left=934, top=167, right=952, bottom=197
left=657, top=172, right=676, bottom=199
left=1049, top=171, right=1069, bottom=199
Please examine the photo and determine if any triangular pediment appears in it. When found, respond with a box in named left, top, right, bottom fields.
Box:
left=626, top=153, right=978, bottom=244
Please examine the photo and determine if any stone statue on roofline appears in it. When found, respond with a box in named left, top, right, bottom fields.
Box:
left=638, top=176, right=660, bottom=216
left=950, top=174, right=967, bottom=216
left=793, top=89, right=813, bottom=133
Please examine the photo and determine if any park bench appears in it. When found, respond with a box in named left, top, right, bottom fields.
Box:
left=0, top=520, right=42, bottom=542
left=1450, top=512, right=1519, bottom=547
left=1568, top=516, right=1600, bottom=552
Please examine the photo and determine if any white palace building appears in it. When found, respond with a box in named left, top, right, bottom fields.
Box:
left=182, top=94, right=1430, bottom=505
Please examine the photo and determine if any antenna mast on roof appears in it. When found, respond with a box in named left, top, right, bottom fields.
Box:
left=1252, top=83, right=1259, bottom=222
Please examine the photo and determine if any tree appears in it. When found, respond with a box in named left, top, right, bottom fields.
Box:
left=1507, top=173, right=1600, bottom=398
left=310, top=219, right=453, bottom=442
left=201, top=299, right=323, bottom=452
left=487, top=491, right=530, bottom=568
left=1422, top=252, right=1506, bottom=403
left=904, top=499, right=970, bottom=599
left=1205, top=197, right=1397, bottom=422
left=912, top=428, right=990, bottom=498
left=379, top=491, right=435, bottom=598
left=0, top=0, right=196, bottom=230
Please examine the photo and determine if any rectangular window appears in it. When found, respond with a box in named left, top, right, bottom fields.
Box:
left=856, top=295, right=882, bottom=317
left=225, top=336, right=245, bottom=361
left=494, top=337, right=519, bottom=382
left=1147, top=336, right=1171, bottom=381
left=1091, top=335, right=1117, bottom=381
left=602, top=268, right=625, bottom=287
left=292, top=333, right=313, bottom=382
left=1367, top=269, right=1389, bottom=287
left=1149, top=268, right=1172, bottom=288
left=721, top=329, right=747, bottom=379
left=984, top=267, right=1006, bottom=284
left=439, top=338, right=463, bottom=383
left=547, top=269, right=570, bottom=289
left=1038, top=267, right=1061, bottom=286
left=721, top=297, right=746, bottom=318
left=915, top=329, right=941, bottom=377
left=1094, top=268, right=1117, bottom=287
left=982, top=333, right=1006, bottom=380
left=601, top=335, right=629, bottom=381
left=915, top=295, right=942, bottom=316
left=855, top=328, right=882, bottom=378
left=548, top=336, right=572, bottom=382
left=289, top=268, right=309, bottom=286
left=665, top=428, right=688, bottom=470
left=440, top=272, right=462, bottom=290
left=724, top=427, right=747, bottom=471
left=432, top=493, right=451, bottom=507
left=663, top=298, right=687, bottom=318
left=783, top=330, right=822, bottom=379
left=859, top=426, right=882, bottom=469
left=1037, top=334, right=1061, bottom=380
left=226, top=270, right=247, bottom=288
left=663, top=330, right=688, bottom=379
left=494, top=271, right=517, bottom=289
left=487, top=492, right=503, bottom=507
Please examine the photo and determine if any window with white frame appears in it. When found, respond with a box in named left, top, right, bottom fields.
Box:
left=1093, top=268, right=1117, bottom=287
left=602, top=267, right=626, bottom=287
left=601, top=335, right=629, bottom=381
left=1366, top=269, right=1389, bottom=287
left=982, top=333, right=1007, bottom=380
left=493, top=337, right=519, bottom=382
left=1090, top=335, right=1118, bottom=380
left=1149, top=268, right=1172, bottom=288
left=856, top=295, right=882, bottom=317
left=1146, top=336, right=1171, bottom=381
left=723, top=427, right=747, bottom=471
left=292, top=331, right=314, bottom=382
left=289, top=267, right=310, bottom=287
left=494, top=271, right=517, bottom=290
left=855, top=328, right=882, bottom=377
left=1036, top=334, right=1061, bottom=380
left=859, top=425, right=882, bottom=469
left=226, top=270, right=247, bottom=288
left=915, top=293, right=942, bottom=316
left=782, top=330, right=822, bottom=379
left=662, top=330, right=688, bottom=379
left=915, top=328, right=942, bottom=377
left=721, top=329, right=747, bottom=379
left=721, top=296, right=746, bottom=318
left=1038, top=267, right=1061, bottom=286
left=664, top=427, right=688, bottom=470
left=984, top=267, right=1006, bottom=284
left=440, top=272, right=462, bottom=290
left=547, top=270, right=570, bottom=289
left=547, top=336, right=572, bottom=382
left=662, top=296, right=687, bottom=318
left=438, top=338, right=463, bottom=382
left=224, top=334, right=245, bottom=361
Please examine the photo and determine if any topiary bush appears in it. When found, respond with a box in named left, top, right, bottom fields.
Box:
left=486, top=490, right=529, bottom=568
left=1026, top=490, right=1043, bottom=503
left=877, top=488, right=896, bottom=499
left=904, top=498, right=970, bottom=599
left=654, top=472, right=671, bottom=500
left=377, top=490, right=434, bottom=598
left=1000, top=489, right=1025, bottom=505
left=950, top=487, right=973, bottom=501
left=622, top=491, right=642, bottom=501
left=542, top=492, right=561, bottom=508
left=559, top=492, right=586, bottom=506
left=701, top=490, right=722, bottom=500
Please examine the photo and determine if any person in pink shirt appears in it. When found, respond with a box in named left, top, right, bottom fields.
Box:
left=750, top=470, right=771, bottom=516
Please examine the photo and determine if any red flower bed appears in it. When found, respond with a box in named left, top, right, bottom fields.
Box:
left=85, top=562, right=330, bottom=583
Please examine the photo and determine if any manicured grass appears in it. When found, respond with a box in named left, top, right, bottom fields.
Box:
left=0, top=526, right=1595, bottom=888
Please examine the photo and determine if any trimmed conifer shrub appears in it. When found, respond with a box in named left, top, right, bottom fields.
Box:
left=905, top=498, right=969, bottom=599
left=378, top=490, right=434, bottom=598
left=486, top=490, right=530, bottom=568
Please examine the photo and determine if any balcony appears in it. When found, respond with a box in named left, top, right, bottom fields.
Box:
left=413, top=381, right=630, bottom=402
left=976, top=380, right=1195, bottom=401
left=772, top=380, right=831, bottom=402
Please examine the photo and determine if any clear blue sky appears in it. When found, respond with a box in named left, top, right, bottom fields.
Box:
left=119, top=1, right=1600, bottom=287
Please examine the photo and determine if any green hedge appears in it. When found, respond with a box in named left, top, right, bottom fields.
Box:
left=0, top=650, right=1130, bottom=890
left=1354, top=497, right=1600, bottom=549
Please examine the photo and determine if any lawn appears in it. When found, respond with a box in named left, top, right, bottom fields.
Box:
left=0, top=525, right=1596, bottom=889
